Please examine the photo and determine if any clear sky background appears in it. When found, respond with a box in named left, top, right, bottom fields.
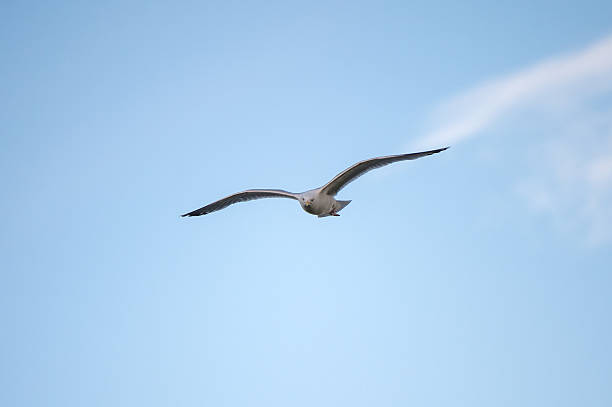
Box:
left=2, top=1, right=612, bottom=406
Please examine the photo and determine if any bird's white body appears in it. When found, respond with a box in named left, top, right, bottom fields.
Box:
left=297, top=189, right=351, bottom=217
left=181, top=147, right=448, bottom=218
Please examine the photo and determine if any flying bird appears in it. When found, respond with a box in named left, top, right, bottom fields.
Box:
left=182, top=147, right=448, bottom=218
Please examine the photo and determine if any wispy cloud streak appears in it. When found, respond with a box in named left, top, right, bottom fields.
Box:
left=418, top=34, right=612, bottom=147
left=417, top=34, right=612, bottom=244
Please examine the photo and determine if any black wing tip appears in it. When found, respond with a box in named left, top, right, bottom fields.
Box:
left=411, top=147, right=449, bottom=156
left=181, top=211, right=203, bottom=217
left=422, top=146, right=450, bottom=156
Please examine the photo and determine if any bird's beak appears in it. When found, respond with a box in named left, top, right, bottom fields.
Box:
left=305, top=201, right=311, bottom=207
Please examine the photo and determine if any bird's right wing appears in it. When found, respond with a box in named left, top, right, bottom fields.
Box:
left=181, top=189, right=299, bottom=217
left=320, top=147, right=449, bottom=196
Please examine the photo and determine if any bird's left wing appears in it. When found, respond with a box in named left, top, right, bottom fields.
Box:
left=320, top=147, right=448, bottom=196
left=181, top=189, right=299, bottom=217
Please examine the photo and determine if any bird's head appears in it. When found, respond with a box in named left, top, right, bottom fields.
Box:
left=299, top=195, right=316, bottom=213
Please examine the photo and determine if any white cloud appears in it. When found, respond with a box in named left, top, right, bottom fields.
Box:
left=418, top=34, right=612, bottom=148
left=416, top=34, right=612, bottom=245
left=588, top=155, right=612, bottom=187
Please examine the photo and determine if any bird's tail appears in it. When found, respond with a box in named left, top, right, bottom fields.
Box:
left=335, top=200, right=351, bottom=212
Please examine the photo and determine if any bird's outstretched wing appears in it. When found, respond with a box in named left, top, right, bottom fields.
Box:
left=181, top=189, right=298, bottom=217
left=320, top=147, right=449, bottom=196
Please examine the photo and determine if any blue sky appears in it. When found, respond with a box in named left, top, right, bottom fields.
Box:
left=2, top=1, right=612, bottom=406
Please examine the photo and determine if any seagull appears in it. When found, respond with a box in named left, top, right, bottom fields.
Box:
left=181, top=147, right=448, bottom=218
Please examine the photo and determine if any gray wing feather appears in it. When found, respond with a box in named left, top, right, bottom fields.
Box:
left=181, top=189, right=298, bottom=217
left=320, top=147, right=449, bottom=196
